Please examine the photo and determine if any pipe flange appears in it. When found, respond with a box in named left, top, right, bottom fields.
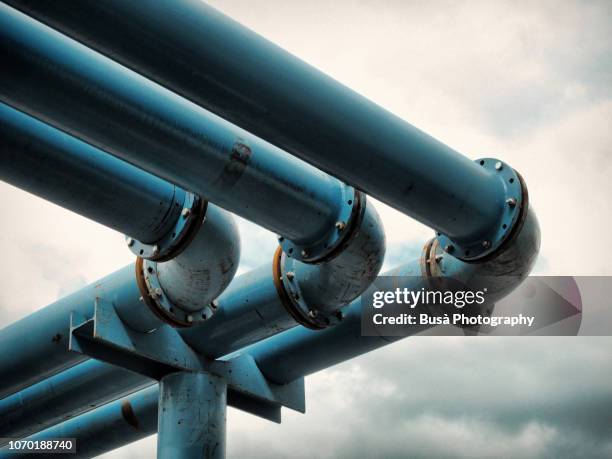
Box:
left=272, top=246, right=343, bottom=330
left=278, top=185, right=359, bottom=264
left=126, top=191, right=207, bottom=262
left=436, top=158, right=524, bottom=261
left=135, top=257, right=215, bottom=328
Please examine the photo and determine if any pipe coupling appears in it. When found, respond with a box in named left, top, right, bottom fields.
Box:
left=125, top=191, right=207, bottom=262
left=277, top=185, right=361, bottom=264
left=436, top=158, right=524, bottom=261
left=135, top=257, right=216, bottom=328
left=273, top=194, right=385, bottom=329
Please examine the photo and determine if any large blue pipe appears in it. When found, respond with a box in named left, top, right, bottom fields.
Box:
left=0, top=264, right=287, bottom=439
left=0, top=61, right=384, bottom=425
left=0, top=3, right=355, bottom=261
left=0, top=202, right=539, bottom=442
left=0, top=265, right=136, bottom=399
left=0, top=103, right=182, bottom=244
left=0, top=386, right=160, bottom=459
left=4, top=0, right=514, bottom=257
left=0, top=360, right=153, bottom=442
left=1, top=199, right=540, bottom=448
left=0, top=103, right=243, bottom=397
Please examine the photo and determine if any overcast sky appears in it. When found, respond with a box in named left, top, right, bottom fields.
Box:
left=1, top=0, right=611, bottom=458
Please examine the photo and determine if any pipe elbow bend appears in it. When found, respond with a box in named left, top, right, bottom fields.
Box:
left=276, top=194, right=386, bottom=329
left=134, top=204, right=241, bottom=330
left=424, top=183, right=540, bottom=303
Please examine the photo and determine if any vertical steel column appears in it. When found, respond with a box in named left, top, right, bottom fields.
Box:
left=158, top=372, right=226, bottom=459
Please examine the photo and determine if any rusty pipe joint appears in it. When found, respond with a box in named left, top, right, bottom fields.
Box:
left=276, top=182, right=360, bottom=264
left=274, top=192, right=386, bottom=329
left=125, top=191, right=207, bottom=262
left=121, top=204, right=240, bottom=331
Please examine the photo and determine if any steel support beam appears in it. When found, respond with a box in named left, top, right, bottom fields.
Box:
left=0, top=202, right=239, bottom=398
left=1, top=197, right=539, bottom=454
left=0, top=3, right=358, bottom=263
left=0, top=197, right=538, bottom=440
left=5, top=0, right=522, bottom=259
left=158, top=372, right=226, bottom=459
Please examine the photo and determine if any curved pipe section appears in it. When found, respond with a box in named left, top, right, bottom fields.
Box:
left=118, top=204, right=241, bottom=331
left=0, top=195, right=536, bottom=442
left=275, top=195, right=386, bottom=328
left=254, top=193, right=540, bottom=383
left=0, top=201, right=240, bottom=399
left=5, top=200, right=539, bottom=452
left=0, top=199, right=384, bottom=439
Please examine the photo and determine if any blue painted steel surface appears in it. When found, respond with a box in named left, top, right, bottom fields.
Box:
left=2, top=198, right=539, bottom=450
left=280, top=197, right=385, bottom=327
left=252, top=207, right=540, bottom=384
left=154, top=205, right=240, bottom=314
left=0, top=3, right=356, bottom=262
left=0, top=263, right=293, bottom=438
left=0, top=103, right=181, bottom=244
left=0, top=203, right=239, bottom=396
left=3, top=0, right=519, bottom=258
left=0, top=360, right=153, bottom=443
left=0, top=386, right=160, bottom=459
left=0, top=190, right=538, bottom=436
left=0, top=265, right=138, bottom=399
left=181, top=265, right=298, bottom=357
left=158, top=372, right=226, bottom=459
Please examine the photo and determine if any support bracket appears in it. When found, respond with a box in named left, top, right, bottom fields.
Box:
left=69, top=299, right=305, bottom=423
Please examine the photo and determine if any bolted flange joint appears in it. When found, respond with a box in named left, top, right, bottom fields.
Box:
left=277, top=184, right=361, bottom=264
left=272, top=192, right=383, bottom=330
left=135, top=257, right=216, bottom=328
left=125, top=191, right=207, bottom=262
left=435, top=158, right=525, bottom=261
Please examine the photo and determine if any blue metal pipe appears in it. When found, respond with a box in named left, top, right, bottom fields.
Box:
left=253, top=206, right=540, bottom=384
left=0, top=263, right=291, bottom=440
left=0, top=103, right=181, bottom=244
left=0, top=360, right=153, bottom=442
left=0, top=265, right=136, bottom=399
left=0, top=197, right=536, bottom=439
left=0, top=386, right=159, bottom=459
left=2, top=200, right=538, bottom=451
left=0, top=225, right=381, bottom=440
left=0, top=202, right=239, bottom=397
left=3, top=0, right=519, bottom=259
left=0, top=3, right=357, bottom=262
